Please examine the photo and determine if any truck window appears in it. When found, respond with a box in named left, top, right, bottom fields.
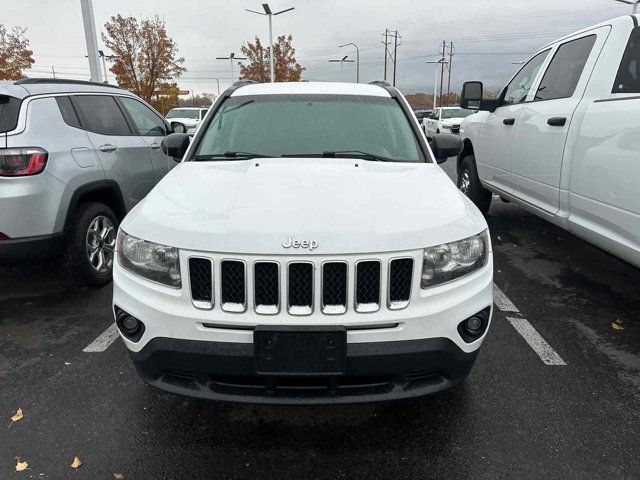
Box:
left=502, top=50, right=550, bottom=105
left=535, top=35, right=596, bottom=101
left=613, top=27, right=640, bottom=94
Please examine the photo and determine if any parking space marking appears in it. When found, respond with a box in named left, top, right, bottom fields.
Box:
left=507, top=316, right=566, bottom=366
left=82, top=323, right=119, bottom=353
left=492, top=284, right=520, bottom=313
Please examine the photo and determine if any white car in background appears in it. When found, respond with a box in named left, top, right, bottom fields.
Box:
left=423, top=106, right=475, bottom=138
left=165, top=107, right=209, bottom=135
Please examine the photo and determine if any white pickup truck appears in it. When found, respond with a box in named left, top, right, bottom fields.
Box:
left=457, top=14, right=640, bottom=268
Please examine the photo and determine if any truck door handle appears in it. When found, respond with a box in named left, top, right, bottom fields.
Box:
left=150, top=142, right=161, bottom=149
left=99, top=144, right=118, bottom=152
left=547, top=117, right=567, bottom=126
left=503, top=118, right=515, bottom=125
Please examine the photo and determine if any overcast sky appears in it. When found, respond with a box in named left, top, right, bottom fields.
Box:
left=1, top=0, right=634, bottom=97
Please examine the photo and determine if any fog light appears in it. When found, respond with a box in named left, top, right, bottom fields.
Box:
left=122, top=315, right=139, bottom=332
left=465, top=316, right=483, bottom=334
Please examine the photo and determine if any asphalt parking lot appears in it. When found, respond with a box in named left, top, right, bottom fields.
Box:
left=1, top=160, right=640, bottom=479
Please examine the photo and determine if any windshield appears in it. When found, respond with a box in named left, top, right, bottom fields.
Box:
left=166, top=109, right=200, bottom=120
left=194, top=94, right=425, bottom=162
left=441, top=108, right=474, bottom=119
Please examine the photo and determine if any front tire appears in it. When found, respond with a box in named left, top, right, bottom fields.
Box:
left=457, top=156, right=492, bottom=215
left=62, top=202, right=119, bottom=288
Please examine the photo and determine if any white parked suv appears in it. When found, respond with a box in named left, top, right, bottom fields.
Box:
left=457, top=14, right=640, bottom=268
left=423, top=106, right=475, bottom=138
left=113, top=80, right=493, bottom=404
left=165, top=107, right=209, bottom=135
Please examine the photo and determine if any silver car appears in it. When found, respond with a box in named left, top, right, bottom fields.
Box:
left=0, top=78, right=184, bottom=287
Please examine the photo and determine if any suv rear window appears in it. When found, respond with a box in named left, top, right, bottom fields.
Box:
left=613, top=26, right=640, bottom=93
left=73, top=95, right=132, bottom=136
left=0, top=95, right=22, bottom=133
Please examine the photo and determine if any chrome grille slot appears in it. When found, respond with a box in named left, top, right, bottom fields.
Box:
left=189, top=257, right=213, bottom=309
left=322, top=262, right=347, bottom=314
left=355, top=260, right=381, bottom=313
left=388, top=258, right=413, bottom=310
left=254, top=262, right=279, bottom=315
left=288, top=262, right=314, bottom=315
left=220, top=260, right=246, bottom=313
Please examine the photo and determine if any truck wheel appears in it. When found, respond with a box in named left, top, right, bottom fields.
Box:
left=458, top=156, right=492, bottom=215
left=62, top=202, right=119, bottom=288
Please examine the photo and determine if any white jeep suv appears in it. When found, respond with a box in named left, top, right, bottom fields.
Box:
left=112, top=81, right=493, bottom=404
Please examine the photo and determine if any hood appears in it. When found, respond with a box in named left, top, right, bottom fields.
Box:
left=121, top=158, right=487, bottom=255
left=441, top=118, right=466, bottom=126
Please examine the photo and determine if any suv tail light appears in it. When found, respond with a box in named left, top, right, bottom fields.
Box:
left=0, top=148, right=48, bottom=176
left=0, top=233, right=10, bottom=241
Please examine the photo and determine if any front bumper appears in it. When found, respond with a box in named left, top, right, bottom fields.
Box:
left=130, top=336, right=478, bottom=404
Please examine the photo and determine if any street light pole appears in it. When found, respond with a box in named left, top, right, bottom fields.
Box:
left=614, top=0, right=639, bottom=13
left=426, top=58, right=448, bottom=109
left=245, top=4, right=295, bottom=83
left=329, top=55, right=355, bottom=76
left=339, top=43, right=360, bottom=83
left=216, top=52, right=247, bottom=83
left=79, top=0, right=103, bottom=83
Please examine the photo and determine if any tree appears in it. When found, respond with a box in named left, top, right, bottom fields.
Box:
left=178, top=93, right=216, bottom=107
left=0, top=25, right=34, bottom=80
left=239, top=34, right=303, bottom=82
left=102, top=15, right=185, bottom=112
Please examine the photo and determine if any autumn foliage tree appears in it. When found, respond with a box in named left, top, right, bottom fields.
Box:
left=239, top=34, right=303, bottom=82
left=0, top=25, right=34, bottom=80
left=101, top=15, right=185, bottom=112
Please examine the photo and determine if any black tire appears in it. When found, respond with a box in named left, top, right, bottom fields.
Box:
left=62, top=202, right=119, bottom=289
left=457, top=155, right=492, bottom=215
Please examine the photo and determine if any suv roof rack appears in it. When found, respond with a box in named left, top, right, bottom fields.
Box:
left=369, top=80, right=391, bottom=87
left=14, top=78, right=122, bottom=89
left=232, top=80, right=258, bottom=87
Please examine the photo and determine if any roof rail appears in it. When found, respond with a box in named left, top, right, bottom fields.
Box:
left=14, top=78, right=122, bottom=89
left=369, top=80, right=391, bottom=87
left=232, top=79, right=258, bottom=87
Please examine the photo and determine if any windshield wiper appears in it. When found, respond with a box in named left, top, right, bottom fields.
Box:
left=193, top=151, right=274, bottom=161
left=282, top=150, right=398, bottom=162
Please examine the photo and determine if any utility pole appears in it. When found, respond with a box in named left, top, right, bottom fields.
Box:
left=447, top=41, right=455, bottom=95
left=439, top=41, right=446, bottom=104
left=80, top=0, right=103, bottom=83
left=427, top=58, right=447, bottom=109
left=51, top=66, right=56, bottom=79
left=382, top=29, right=400, bottom=86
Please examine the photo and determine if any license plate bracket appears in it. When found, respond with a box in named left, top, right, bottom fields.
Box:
left=254, top=326, right=347, bottom=376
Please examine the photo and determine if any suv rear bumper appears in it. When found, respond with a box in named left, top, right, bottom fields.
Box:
left=0, top=233, right=66, bottom=263
left=129, top=336, right=478, bottom=405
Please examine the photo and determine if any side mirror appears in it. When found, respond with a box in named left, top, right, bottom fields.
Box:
left=461, top=81, right=483, bottom=110
left=431, top=133, right=463, bottom=164
left=161, top=133, right=190, bottom=161
left=170, top=121, right=187, bottom=134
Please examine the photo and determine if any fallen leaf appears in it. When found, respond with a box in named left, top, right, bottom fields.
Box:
left=11, top=408, right=24, bottom=422
left=612, top=322, right=624, bottom=331
left=15, top=459, right=28, bottom=472
left=113, top=474, right=124, bottom=479
left=64, top=361, right=72, bottom=366
left=70, top=456, right=82, bottom=469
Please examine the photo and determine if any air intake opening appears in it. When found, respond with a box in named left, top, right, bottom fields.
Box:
left=221, top=260, right=246, bottom=313
left=355, top=260, right=381, bottom=313
left=322, top=262, right=347, bottom=314
left=254, top=262, right=279, bottom=314
left=388, top=258, right=413, bottom=310
left=189, top=257, right=213, bottom=309
left=288, top=262, right=313, bottom=315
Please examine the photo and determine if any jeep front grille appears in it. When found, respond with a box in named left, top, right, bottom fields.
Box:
left=189, top=257, right=213, bottom=309
left=322, top=262, right=348, bottom=314
left=220, top=260, right=246, bottom=312
left=388, top=258, right=413, bottom=310
left=254, top=262, right=279, bottom=314
left=188, top=255, right=414, bottom=315
left=288, top=262, right=314, bottom=315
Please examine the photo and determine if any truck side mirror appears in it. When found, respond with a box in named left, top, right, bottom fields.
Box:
left=461, top=81, right=483, bottom=110
left=431, top=133, right=463, bottom=164
left=161, top=133, right=190, bottom=161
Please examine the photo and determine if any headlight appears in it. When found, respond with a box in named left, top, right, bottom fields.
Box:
left=117, top=230, right=181, bottom=288
left=421, top=230, right=490, bottom=289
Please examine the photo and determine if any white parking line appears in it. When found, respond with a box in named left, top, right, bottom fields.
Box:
left=492, top=284, right=520, bottom=313
left=507, top=317, right=566, bottom=366
left=82, top=323, right=119, bottom=353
